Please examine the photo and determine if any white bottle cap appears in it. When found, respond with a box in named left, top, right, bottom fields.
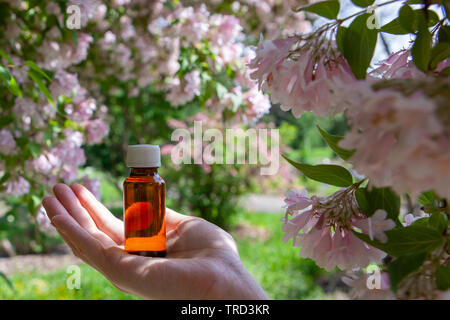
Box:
left=126, top=144, right=161, bottom=168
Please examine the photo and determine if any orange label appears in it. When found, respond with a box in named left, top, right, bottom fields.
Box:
left=125, top=201, right=154, bottom=234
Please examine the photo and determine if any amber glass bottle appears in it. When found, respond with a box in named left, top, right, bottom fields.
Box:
left=123, top=145, right=166, bottom=257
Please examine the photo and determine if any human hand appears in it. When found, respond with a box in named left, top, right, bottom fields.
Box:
left=42, top=184, right=268, bottom=300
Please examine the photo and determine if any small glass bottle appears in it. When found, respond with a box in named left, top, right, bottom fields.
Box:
left=123, top=144, right=166, bottom=257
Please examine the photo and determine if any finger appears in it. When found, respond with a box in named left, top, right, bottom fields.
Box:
left=50, top=208, right=156, bottom=291
left=70, top=184, right=123, bottom=245
left=50, top=213, right=108, bottom=272
left=56, top=227, right=96, bottom=266
left=53, top=184, right=98, bottom=232
left=42, top=195, right=117, bottom=248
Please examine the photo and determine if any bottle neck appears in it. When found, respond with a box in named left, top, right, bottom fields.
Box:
left=129, top=167, right=158, bottom=176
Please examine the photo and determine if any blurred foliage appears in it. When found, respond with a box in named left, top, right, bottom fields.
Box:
left=263, top=106, right=348, bottom=194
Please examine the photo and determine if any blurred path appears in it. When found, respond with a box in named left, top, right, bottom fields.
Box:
left=0, top=252, right=81, bottom=276
left=240, top=194, right=284, bottom=214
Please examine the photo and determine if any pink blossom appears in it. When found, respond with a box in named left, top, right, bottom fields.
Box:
left=28, top=153, right=54, bottom=174
left=339, top=87, right=450, bottom=200
left=64, top=129, right=84, bottom=148
left=119, top=16, right=136, bottom=40
left=160, top=144, right=174, bottom=155
left=242, top=86, right=271, bottom=123
left=0, top=129, right=17, bottom=155
left=184, top=70, right=201, bottom=96
left=283, top=189, right=312, bottom=214
left=4, top=176, right=30, bottom=197
left=174, top=5, right=210, bottom=43
left=70, top=99, right=97, bottom=122
left=168, top=119, right=188, bottom=129
left=72, top=33, right=93, bottom=65
left=166, top=70, right=201, bottom=106
left=81, top=176, right=101, bottom=200
left=85, top=119, right=109, bottom=145
left=60, top=166, right=79, bottom=184
left=210, top=15, right=242, bottom=46
left=282, top=187, right=390, bottom=271
left=353, top=209, right=396, bottom=243
left=370, top=50, right=423, bottom=79
left=39, top=32, right=93, bottom=70
left=248, top=37, right=296, bottom=89
left=50, top=70, right=86, bottom=104
left=436, top=58, right=450, bottom=72
left=250, top=40, right=355, bottom=117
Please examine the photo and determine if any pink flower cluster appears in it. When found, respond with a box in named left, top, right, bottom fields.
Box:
left=207, top=0, right=312, bottom=39
left=338, top=79, right=450, bottom=200
left=0, top=2, right=108, bottom=201
left=250, top=37, right=450, bottom=201
left=83, top=1, right=271, bottom=123
left=249, top=38, right=355, bottom=117
left=282, top=189, right=395, bottom=271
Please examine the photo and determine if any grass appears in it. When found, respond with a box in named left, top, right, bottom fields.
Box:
left=230, top=211, right=327, bottom=300
left=0, top=264, right=139, bottom=300
left=0, top=210, right=335, bottom=300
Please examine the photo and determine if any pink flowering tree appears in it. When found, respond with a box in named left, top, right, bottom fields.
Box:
left=0, top=1, right=310, bottom=250
left=249, top=0, right=449, bottom=299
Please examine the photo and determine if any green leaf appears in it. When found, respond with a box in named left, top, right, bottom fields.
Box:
left=429, top=42, right=450, bottom=70
left=438, top=25, right=450, bottom=43
left=0, top=115, right=14, bottom=128
left=0, top=172, right=11, bottom=185
left=351, top=0, right=375, bottom=7
left=28, top=142, right=42, bottom=158
left=399, top=4, right=415, bottom=33
left=418, top=190, right=437, bottom=206
left=429, top=212, right=448, bottom=234
left=355, top=186, right=401, bottom=226
left=388, top=252, right=427, bottom=292
left=385, top=226, right=444, bottom=256
left=282, top=154, right=353, bottom=187
left=24, top=61, right=52, bottom=82
left=381, top=9, right=440, bottom=35
left=418, top=190, right=440, bottom=215
left=336, top=26, right=348, bottom=56
left=26, top=69, right=55, bottom=107
left=0, top=65, right=22, bottom=97
left=435, top=266, right=450, bottom=290
left=411, top=25, right=432, bottom=72
left=414, top=9, right=440, bottom=29
left=0, top=49, right=14, bottom=65
left=353, top=225, right=444, bottom=257
left=410, top=216, right=430, bottom=227
left=295, top=0, right=340, bottom=20
left=317, top=125, right=355, bottom=160
left=342, top=13, right=378, bottom=79
left=380, top=18, right=410, bottom=35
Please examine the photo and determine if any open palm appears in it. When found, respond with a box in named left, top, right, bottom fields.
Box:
left=42, top=184, right=267, bottom=300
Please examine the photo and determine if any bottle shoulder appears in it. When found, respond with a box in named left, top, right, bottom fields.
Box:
left=123, top=173, right=165, bottom=185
